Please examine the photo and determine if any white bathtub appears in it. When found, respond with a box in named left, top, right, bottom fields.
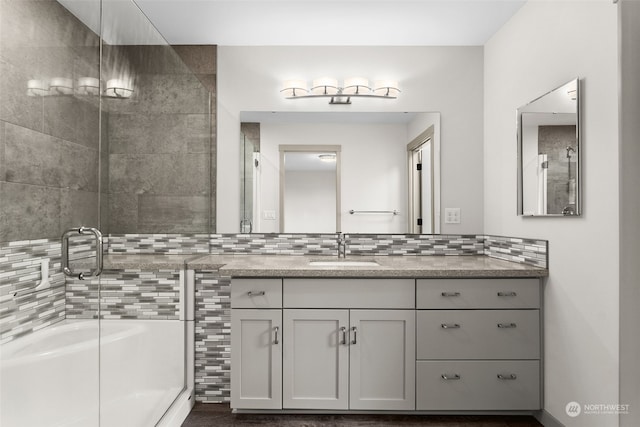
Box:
left=0, top=319, right=186, bottom=427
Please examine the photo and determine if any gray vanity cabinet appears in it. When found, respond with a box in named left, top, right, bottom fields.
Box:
left=282, top=279, right=416, bottom=411
left=231, top=276, right=542, bottom=413
left=415, top=278, right=541, bottom=410
left=230, top=279, right=283, bottom=409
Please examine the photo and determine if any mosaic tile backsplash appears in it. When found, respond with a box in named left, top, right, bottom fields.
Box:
left=194, top=270, right=231, bottom=403
left=0, top=237, right=99, bottom=343
left=66, top=269, right=181, bottom=320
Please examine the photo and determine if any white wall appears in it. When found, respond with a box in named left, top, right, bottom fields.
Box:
left=259, top=122, right=408, bottom=233
left=284, top=171, right=336, bottom=233
left=484, top=2, right=619, bottom=426
left=217, top=46, right=484, bottom=233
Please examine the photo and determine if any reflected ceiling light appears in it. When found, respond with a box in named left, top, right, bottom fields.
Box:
left=281, top=77, right=400, bottom=104
left=77, top=77, right=101, bottom=96
left=104, top=79, right=134, bottom=98
left=27, top=79, right=49, bottom=97
left=49, top=77, right=74, bottom=95
left=318, top=153, right=336, bottom=162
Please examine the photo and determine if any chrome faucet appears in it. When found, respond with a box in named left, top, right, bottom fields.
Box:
left=337, top=233, right=347, bottom=258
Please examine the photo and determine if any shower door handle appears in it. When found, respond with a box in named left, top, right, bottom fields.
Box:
left=62, top=227, right=103, bottom=280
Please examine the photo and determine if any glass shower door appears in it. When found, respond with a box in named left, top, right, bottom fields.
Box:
left=0, top=0, right=103, bottom=425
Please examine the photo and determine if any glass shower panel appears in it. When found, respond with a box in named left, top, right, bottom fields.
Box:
left=99, top=0, right=212, bottom=425
left=0, top=0, right=102, bottom=425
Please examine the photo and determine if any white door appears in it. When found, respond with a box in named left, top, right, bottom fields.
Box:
left=231, top=309, right=282, bottom=409
left=349, top=310, right=416, bottom=410
left=282, top=309, right=349, bottom=409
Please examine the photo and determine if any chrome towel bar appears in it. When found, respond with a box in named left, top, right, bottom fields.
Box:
left=349, top=209, right=399, bottom=215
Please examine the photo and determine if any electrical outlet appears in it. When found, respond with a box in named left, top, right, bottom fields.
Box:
left=263, top=210, right=276, bottom=220
left=444, top=208, right=461, bottom=224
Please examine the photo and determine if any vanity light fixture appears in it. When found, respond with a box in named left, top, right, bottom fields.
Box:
left=26, top=79, right=49, bottom=97
left=104, top=79, right=134, bottom=98
left=76, top=77, right=101, bottom=96
left=281, top=77, right=400, bottom=104
left=49, top=77, right=74, bottom=95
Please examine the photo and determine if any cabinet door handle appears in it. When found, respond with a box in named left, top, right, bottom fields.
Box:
left=497, top=291, right=517, bottom=297
left=274, top=326, right=279, bottom=344
left=340, top=326, right=347, bottom=345
left=441, top=291, right=461, bottom=297
left=497, top=323, right=517, bottom=328
left=441, top=323, right=461, bottom=329
left=441, top=374, right=461, bottom=380
left=351, top=326, right=357, bottom=345
left=497, top=373, right=517, bottom=380
left=247, top=291, right=266, bottom=297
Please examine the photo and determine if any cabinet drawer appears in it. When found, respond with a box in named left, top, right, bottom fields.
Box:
left=417, top=278, right=540, bottom=309
left=416, top=360, right=540, bottom=410
left=417, top=310, right=539, bottom=359
left=283, top=279, right=415, bottom=308
left=231, top=279, right=282, bottom=308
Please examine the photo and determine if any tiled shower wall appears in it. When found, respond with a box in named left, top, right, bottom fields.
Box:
left=0, top=0, right=103, bottom=242
left=105, top=45, right=216, bottom=234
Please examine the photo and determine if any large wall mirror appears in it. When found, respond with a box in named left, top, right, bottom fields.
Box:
left=517, top=78, right=581, bottom=216
left=239, top=112, right=441, bottom=233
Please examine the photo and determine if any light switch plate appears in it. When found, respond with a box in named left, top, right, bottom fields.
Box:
left=263, top=210, right=276, bottom=220
left=444, top=208, right=461, bottom=224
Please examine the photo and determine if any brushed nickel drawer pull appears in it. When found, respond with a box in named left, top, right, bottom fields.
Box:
left=441, top=323, right=461, bottom=329
left=340, top=326, right=347, bottom=345
left=247, top=291, right=266, bottom=297
left=497, top=373, right=517, bottom=380
left=497, top=323, right=517, bottom=328
left=441, top=292, right=461, bottom=297
left=441, top=374, right=461, bottom=380
left=497, top=291, right=517, bottom=297
left=351, top=326, right=358, bottom=345
left=274, top=326, right=279, bottom=345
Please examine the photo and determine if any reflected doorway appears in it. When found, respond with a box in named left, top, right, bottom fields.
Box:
left=279, top=145, right=341, bottom=233
left=408, top=126, right=436, bottom=234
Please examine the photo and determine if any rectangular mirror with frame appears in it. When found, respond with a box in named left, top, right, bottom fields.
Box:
left=239, top=112, right=441, bottom=234
left=517, top=78, right=581, bottom=217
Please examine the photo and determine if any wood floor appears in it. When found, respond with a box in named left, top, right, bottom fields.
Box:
left=181, top=403, right=544, bottom=427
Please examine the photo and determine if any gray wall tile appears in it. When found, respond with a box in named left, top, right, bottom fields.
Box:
left=43, top=96, right=100, bottom=150
left=109, top=114, right=210, bottom=155
left=138, top=195, right=209, bottom=233
left=4, top=123, right=62, bottom=187
left=0, top=58, right=44, bottom=134
left=0, top=120, right=5, bottom=181
left=0, top=182, right=61, bottom=241
left=107, top=193, right=139, bottom=234
left=60, top=189, right=99, bottom=231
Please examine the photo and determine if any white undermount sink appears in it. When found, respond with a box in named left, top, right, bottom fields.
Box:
left=308, top=260, right=380, bottom=267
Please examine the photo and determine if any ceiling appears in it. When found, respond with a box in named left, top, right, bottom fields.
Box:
left=123, top=0, right=526, bottom=46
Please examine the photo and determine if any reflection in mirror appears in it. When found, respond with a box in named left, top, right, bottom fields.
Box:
left=518, top=79, right=580, bottom=216
left=279, top=146, right=341, bottom=233
left=239, top=112, right=441, bottom=234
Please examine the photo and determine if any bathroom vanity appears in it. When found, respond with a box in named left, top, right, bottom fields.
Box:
left=203, top=255, right=547, bottom=414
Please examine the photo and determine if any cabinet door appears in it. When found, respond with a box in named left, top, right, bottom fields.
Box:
left=231, top=309, right=282, bottom=409
left=283, top=309, right=349, bottom=409
left=349, top=310, right=416, bottom=410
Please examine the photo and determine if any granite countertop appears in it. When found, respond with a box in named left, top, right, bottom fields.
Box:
left=186, top=254, right=548, bottom=278
left=77, top=254, right=548, bottom=278
left=72, top=254, right=219, bottom=270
